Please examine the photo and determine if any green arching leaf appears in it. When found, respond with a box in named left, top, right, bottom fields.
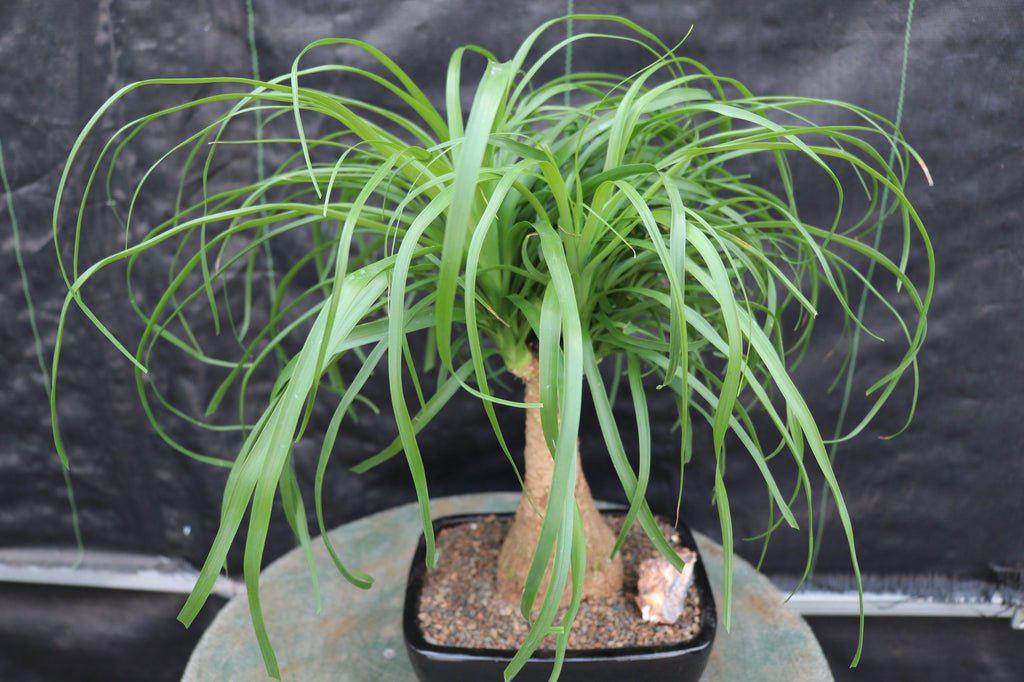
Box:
left=610, top=354, right=652, bottom=555
left=683, top=221, right=744, bottom=462
left=537, top=284, right=563, bottom=451
left=386, top=191, right=454, bottom=568
left=435, top=60, right=514, bottom=372
left=582, top=339, right=687, bottom=572
left=662, top=177, right=689, bottom=385
left=508, top=220, right=585, bottom=679
left=314, top=340, right=384, bottom=589
left=279, top=457, right=321, bottom=611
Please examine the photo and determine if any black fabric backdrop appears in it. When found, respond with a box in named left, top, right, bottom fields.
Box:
left=0, top=0, right=1022, bottom=677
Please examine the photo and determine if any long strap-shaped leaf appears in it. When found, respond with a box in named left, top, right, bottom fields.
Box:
left=505, top=221, right=584, bottom=681
left=435, top=60, right=514, bottom=370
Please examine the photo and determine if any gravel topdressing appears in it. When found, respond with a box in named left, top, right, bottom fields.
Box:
left=416, top=513, right=702, bottom=651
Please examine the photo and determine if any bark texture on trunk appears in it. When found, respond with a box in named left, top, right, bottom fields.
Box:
left=496, top=358, right=624, bottom=605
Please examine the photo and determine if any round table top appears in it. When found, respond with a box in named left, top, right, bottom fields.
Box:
left=184, top=493, right=831, bottom=680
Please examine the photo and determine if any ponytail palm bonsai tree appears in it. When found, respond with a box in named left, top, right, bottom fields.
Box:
left=51, top=14, right=933, bottom=681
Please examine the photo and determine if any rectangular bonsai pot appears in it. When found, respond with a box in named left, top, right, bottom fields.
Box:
left=403, top=511, right=717, bottom=682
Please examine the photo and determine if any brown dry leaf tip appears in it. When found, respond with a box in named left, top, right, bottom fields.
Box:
left=918, top=156, right=934, bottom=186
left=635, top=547, right=697, bottom=625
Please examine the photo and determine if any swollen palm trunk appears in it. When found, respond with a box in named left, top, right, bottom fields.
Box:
left=496, top=358, right=624, bottom=605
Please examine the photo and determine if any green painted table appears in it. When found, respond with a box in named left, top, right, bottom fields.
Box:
left=184, top=494, right=831, bottom=680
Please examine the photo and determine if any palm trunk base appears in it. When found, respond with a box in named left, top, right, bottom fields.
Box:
left=496, top=359, right=624, bottom=606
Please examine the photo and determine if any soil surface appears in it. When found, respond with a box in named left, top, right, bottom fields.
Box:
left=416, top=513, right=702, bottom=651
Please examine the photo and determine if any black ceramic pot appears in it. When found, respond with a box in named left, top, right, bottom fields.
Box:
left=403, top=511, right=717, bottom=681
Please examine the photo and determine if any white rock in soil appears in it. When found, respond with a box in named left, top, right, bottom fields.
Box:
left=635, top=547, right=697, bottom=624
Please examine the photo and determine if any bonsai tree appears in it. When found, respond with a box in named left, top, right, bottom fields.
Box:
left=50, top=14, right=933, bottom=681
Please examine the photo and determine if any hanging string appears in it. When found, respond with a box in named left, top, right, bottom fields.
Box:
left=564, top=0, right=574, bottom=105
left=244, top=0, right=278, bottom=312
